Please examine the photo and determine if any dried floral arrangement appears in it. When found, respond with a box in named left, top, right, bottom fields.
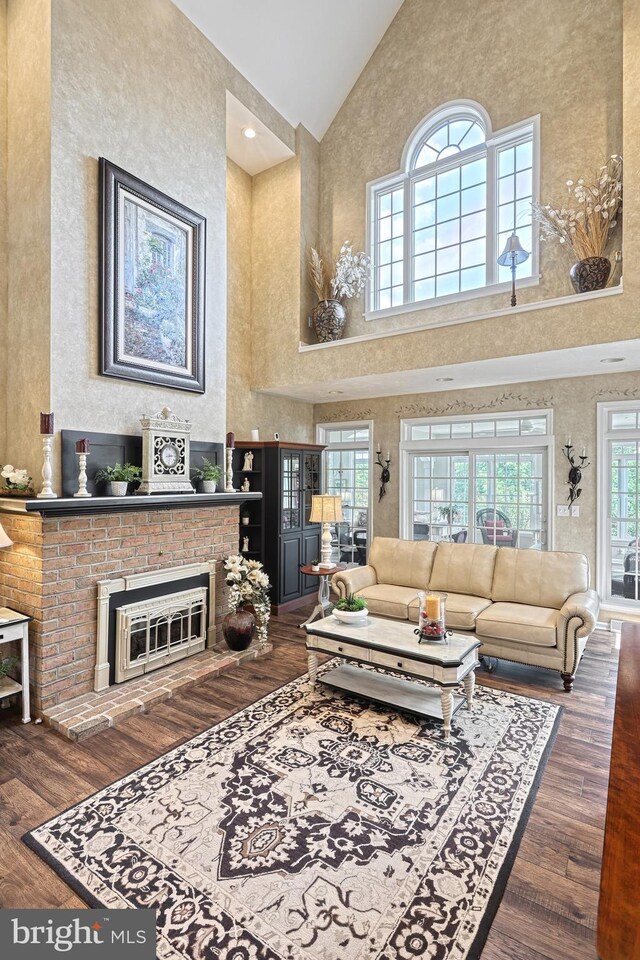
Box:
left=532, top=155, right=622, bottom=260
left=1, top=464, right=33, bottom=494
left=308, top=243, right=371, bottom=302
left=223, top=554, right=271, bottom=647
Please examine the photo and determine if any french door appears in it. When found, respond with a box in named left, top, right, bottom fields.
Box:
left=406, top=448, right=548, bottom=548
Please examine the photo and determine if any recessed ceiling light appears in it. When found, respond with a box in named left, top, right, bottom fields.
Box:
left=242, top=127, right=257, bottom=139
left=328, top=390, right=344, bottom=395
left=600, top=357, right=625, bottom=364
left=436, top=377, right=454, bottom=383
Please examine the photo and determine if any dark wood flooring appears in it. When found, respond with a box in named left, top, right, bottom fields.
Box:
left=0, top=604, right=618, bottom=960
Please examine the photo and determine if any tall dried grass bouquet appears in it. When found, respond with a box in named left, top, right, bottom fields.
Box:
left=308, top=242, right=371, bottom=303
left=532, top=155, right=622, bottom=260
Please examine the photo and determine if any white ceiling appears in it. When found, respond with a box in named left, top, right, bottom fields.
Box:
left=174, top=0, right=406, bottom=139
left=258, top=340, right=640, bottom=404
left=226, top=92, right=295, bottom=175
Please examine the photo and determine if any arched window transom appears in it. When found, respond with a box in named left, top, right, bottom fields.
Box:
left=367, top=101, right=539, bottom=316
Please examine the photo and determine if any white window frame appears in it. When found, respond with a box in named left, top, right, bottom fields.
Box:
left=366, top=100, right=540, bottom=321
left=316, top=420, right=374, bottom=552
left=597, top=400, right=640, bottom=612
left=399, top=409, right=553, bottom=548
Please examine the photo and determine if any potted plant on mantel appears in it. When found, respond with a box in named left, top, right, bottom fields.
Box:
left=308, top=242, right=371, bottom=342
left=192, top=457, right=223, bottom=493
left=1, top=464, right=34, bottom=497
left=95, top=463, right=141, bottom=497
left=532, top=154, right=622, bottom=293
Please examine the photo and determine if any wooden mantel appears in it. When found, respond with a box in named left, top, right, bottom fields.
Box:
left=0, top=491, right=261, bottom=518
left=597, top=622, right=640, bottom=960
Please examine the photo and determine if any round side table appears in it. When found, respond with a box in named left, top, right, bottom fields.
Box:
left=299, top=564, right=346, bottom=628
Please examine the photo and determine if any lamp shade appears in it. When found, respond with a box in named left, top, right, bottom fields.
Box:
left=0, top=523, right=13, bottom=549
left=498, top=233, right=530, bottom=266
left=309, top=495, right=343, bottom=524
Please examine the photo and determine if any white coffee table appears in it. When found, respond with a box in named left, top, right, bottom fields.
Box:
left=304, top=614, right=480, bottom=739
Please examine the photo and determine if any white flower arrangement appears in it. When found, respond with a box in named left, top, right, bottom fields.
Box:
left=1, top=464, right=32, bottom=492
left=223, top=554, right=271, bottom=647
left=532, top=155, right=622, bottom=260
left=308, top=242, right=371, bottom=303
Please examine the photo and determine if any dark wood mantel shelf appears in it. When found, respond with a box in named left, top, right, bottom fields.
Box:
left=0, top=491, right=262, bottom=518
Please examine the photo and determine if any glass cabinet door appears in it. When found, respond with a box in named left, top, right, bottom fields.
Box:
left=281, top=451, right=301, bottom=531
left=303, top=452, right=321, bottom=526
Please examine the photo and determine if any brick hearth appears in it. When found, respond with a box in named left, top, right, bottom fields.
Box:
left=0, top=503, right=247, bottom=716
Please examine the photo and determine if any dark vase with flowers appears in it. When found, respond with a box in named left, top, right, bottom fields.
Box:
left=222, top=604, right=256, bottom=651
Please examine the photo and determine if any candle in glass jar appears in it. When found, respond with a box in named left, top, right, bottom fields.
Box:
left=75, top=438, right=90, bottom=454
left=40, top=412, right=54, bottom=435
left=226, top=432, right=235, bottom=449
left=426, top=593, right=441, bottom=620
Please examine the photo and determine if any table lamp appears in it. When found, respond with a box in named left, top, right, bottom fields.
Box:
left=497, top=233, right=530, bottom=307
left=309, top=495, right=342, bottom=568
left=0, top=523, right=12, bottom=549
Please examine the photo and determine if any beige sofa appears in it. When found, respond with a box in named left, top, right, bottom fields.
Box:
left=332, top=538, right=599, bottom=691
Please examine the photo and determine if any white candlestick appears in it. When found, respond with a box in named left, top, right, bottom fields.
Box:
left=225, top=447, right=235, bottom=492
left=377, top=443, right=381, bottom=454
left=37, top=435, right=58, bottom=499
left=386, top=451, right=390, bottom=462
left=74, top=452, right=91, bottom=498
left=567, top=436, right=572, bottom=447
left=581, top=447, right=586, bottom=458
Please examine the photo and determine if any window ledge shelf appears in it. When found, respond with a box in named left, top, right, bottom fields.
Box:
left=299, top=281, right=623, bottom=353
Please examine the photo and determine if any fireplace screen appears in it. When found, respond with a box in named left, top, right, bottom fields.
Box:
left=115, top=587, right=207, bottom=682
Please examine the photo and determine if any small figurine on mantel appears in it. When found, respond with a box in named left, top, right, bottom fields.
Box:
left=242, top=535, right=250, bottom=552
left=242, top=451, right=254, bottom=472
left=241, top=477, right=250, bottom=493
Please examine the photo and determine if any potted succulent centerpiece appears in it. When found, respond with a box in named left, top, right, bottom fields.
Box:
left=311, top=558, right=320, bottom=572
left=333, top=592, right=369, bottom=624
left=308, top=242, right=371, bottom=342
left=533, top=155, right=622, bottom=293
left=1, top=465, right=34, bottom=497
left=193, top=457, right=223, bottom=493
left=95, top=463, right=141, bottom=497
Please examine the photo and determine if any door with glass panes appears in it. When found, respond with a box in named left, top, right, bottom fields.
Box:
left=410, top=449, right=546, bottom=548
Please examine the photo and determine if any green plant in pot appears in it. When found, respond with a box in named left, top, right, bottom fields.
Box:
left=308, top=243, right=371, bottom=343
left=95, top=463, right=141, bottom=497
left=0, top=656, right=17, bottom=680
left=193, top=457, right=223, bottom=493
left=310, top=557, right=320, bottom=572
left=334, top=592, right=368, bottom=623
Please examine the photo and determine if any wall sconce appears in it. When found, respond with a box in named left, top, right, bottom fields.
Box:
left=375, top=445, right=391, bottom=501
left=563, top=437, right=590, bottom=503
left=497, top=233, right=530, bottom=307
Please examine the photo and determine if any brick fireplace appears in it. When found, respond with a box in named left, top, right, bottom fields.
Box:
left=0, top=494, right=264, bottom=729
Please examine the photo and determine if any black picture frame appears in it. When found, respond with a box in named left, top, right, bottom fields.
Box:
left=99, top=157, right=206, bottom=393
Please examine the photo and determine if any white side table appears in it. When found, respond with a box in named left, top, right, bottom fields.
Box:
left=298, top=564, right=346, bottom=628
left=0, top=607, right=31, bottom=723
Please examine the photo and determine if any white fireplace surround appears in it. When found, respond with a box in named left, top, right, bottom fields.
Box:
left=95, top=561, right=216, bottom=691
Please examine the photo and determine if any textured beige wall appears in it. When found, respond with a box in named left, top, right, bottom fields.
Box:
left=314, top=369, right=640, bottom=580
left=226, top=159, right=313, bottom=442
left=49, top=0, right=227, bottom=461
left=319, top=0, right=623, bottom=339
left=297, top=124, right=321, bottom=343
left=0, top=0, right=7, bottom=462
left=5, top=0, right=51, bottom=478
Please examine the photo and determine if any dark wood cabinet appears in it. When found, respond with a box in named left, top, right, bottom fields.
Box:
left=234, top=441, right=324, bottom=613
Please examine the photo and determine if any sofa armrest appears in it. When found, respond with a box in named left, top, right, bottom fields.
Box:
left=331, top=565, right=377, bottom=599
left=558, top=589, right=600, bottom=674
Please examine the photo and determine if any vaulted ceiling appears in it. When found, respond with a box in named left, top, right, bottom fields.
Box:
left=173, top=0, right=406, bottom=140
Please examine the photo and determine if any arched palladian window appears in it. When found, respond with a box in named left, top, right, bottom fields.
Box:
left=367, top=101, right=538, bottom=316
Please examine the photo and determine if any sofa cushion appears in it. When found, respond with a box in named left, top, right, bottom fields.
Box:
left=491, top=548, right=589, bottom=609
left=354, top=584, right=419, bottom=620
left=408, top=592, right=492, bottom=630
left=368, top=537, right=438, bottom=590
left=476, top=602, right=559, bottom=647
left=428, top=542, right=498, bottom=599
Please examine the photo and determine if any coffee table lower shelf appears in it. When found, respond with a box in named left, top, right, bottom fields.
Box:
left=319, top=663, right=467, bottom=726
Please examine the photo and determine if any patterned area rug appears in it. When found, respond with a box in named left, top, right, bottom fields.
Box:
left=25, top=664, right=561, bottom=960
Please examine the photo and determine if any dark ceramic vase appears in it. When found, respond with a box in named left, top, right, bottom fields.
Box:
left=569, top=257, right=611, bottom=294
left=311, top=299, right=347, bottom=342
left=222, top=605, right=256, bottom=651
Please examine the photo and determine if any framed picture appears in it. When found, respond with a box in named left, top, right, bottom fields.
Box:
left=99, top=158, right=206, bottom=393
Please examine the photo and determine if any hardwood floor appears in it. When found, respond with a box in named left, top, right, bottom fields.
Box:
left=0, top=605, right=618, bottom=960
